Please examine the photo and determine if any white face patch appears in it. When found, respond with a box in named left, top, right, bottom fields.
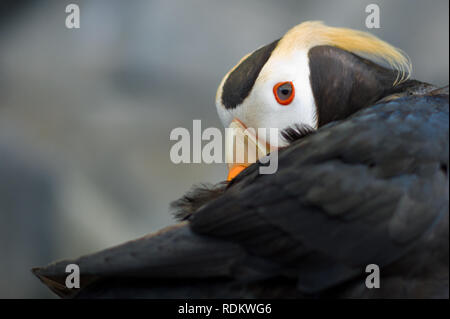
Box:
left=216, top=49, right=317, bottom=147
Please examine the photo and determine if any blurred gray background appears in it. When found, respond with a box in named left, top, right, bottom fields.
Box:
left=0, top=0, right=448, bottom=298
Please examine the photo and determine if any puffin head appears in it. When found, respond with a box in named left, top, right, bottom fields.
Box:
left=216, top=21, right=412, bottom=180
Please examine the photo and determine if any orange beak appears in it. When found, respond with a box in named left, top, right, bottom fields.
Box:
left=225, top=118, right=273, bottom=181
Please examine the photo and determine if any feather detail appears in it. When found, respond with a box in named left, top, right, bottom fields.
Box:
left=276, top=21, right=412, bottom=85
left=170, top=182, right=228, bottom=221
left=281, top=123, right=316, bottom=144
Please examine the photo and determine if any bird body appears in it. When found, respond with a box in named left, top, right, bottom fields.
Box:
left=33, top=22, right=449, bottom=298
left=33, top=90, right=449, bottom=298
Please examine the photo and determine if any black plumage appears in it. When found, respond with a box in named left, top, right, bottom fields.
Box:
left=308, top=45, right=430, bottom=126
left=32, top=88, right=449, bottom=298
left=221, top=39, right=279, bottom=110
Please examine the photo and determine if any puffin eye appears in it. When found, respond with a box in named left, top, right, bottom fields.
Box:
left=273, top=81, right=295, bottom=105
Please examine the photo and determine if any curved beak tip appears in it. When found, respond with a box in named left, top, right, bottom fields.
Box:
left=227, top=164, right=248, bottom=181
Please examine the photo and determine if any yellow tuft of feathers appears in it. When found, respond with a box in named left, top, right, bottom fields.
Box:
left=277, top=21, right=412, bottom=85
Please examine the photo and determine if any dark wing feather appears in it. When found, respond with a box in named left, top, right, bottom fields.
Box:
left=32, top=223, right=252, bottom=298
left=191, top=94, right=449, bottom=293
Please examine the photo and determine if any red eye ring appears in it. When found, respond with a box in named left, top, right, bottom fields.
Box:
left=273, top=81, right=295, bottom=105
